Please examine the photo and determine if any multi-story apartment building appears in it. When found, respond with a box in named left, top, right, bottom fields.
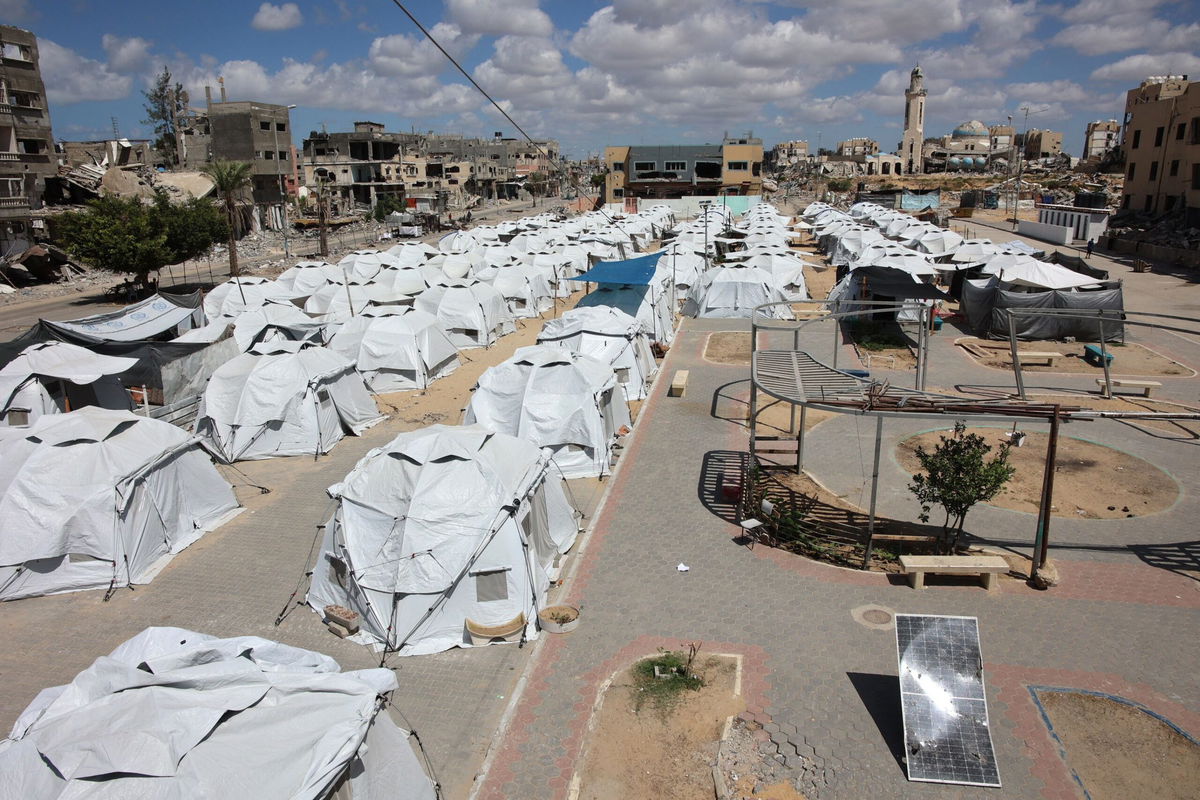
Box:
left=1021, top=128, right=1064, bottom=160
left=604, top=135, right=763, bottom=202
left=1083, top=120, right=1120, bottom=161
left=207, top=100, right=296, bottom=207
left=1120, top=75, right=1199, bottom=218
left=836, top=137, right=879, bottom=157
left=772, top=139, right=809, bottom=165
left=302, top=122, right=423, bottom=211
left=0, top=25, right=55, bottom=253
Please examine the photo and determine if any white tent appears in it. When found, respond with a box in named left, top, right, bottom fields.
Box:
left=537, top=306, right=657, bottom=402
left=0, top=627, right=436, bottom=800
left=275, top=260, right=339, bottom=299
left=575, top=281, right=676, bottom=345
left=414, top=280, right=515, bottom=349
left=307, top=424, right=580, bottom=656
left=490, top=263, right=554, bottom=318
left=0, top=342, right=135, bottom=428
left=232, top=301, right=326, bottom=352
left=195, top=344, right=384, bottom=462
left=328, top=308, right=459, bottom=393
left=464, top=345, right=631, bottom=478
left=203, top=277, right=294, bottom=320
left=684, top=266, right=793, bottom=319
left=981, top=254, right=1098, bottom=289
left=0, top=408, right=240, bottom=600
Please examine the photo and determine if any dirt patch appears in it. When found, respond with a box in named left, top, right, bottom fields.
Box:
left=956, top=337, right=1193, bottom=377
left=896, top=427, right=1179, bottom=519
left=1038, top=691, right=1200, bottom=800
left=705, top=331, right=754, bottom=365
left=576, top=654, right=743, bottom=800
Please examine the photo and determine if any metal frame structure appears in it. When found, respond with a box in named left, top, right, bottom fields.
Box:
left=747, top=300, right=1199, bottom=576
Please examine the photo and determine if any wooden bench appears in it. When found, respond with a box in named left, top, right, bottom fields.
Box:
left=1083, top=344, right=1113, bottom=366
left=669, top=370, right=689, bottom=397
left=1096, top=377, right=1162, bottom=397
left=1018, top=351, right=1064, bottom=367
left=899, top=554, right=1010, bottom=591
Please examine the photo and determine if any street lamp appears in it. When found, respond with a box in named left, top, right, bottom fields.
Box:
left=699, top=200, right=712, bottom=269
left=273, top=103, right=298, bottom=258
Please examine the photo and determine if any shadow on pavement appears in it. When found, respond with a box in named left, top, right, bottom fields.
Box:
left=847, top=671, right=907, bottom=774
left=1128, top=539, right=1200, bottom=582
left=710, top=378, right=751, bottom=426
left=698, top=449, right=746, bottom=526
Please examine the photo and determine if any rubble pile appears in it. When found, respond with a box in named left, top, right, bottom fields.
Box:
left=1109, top=206, right=1200, bottom=250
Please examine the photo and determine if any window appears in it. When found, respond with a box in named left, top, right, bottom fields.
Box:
left=1, top=43, right=30, bottom=61
left=1193, top=163, right=1200, bottom=190
left=276, top=122, right=286, bottom=132
left=611, top=162, right=623, bottom=171
left=260, top=121, right=271, bottom=131
left=1165, top=196, right=1177, bottom=211
left=1127, top=162, right=1136, bottom=179
left=1154, top=126, right=1164, bottom=147
left=1131, top=129, right=1141, bottom=149
left=726, top=161, right=748, bottom=171
left=1177, top=123, right=1186, bottom=140
left=612, top=188, right=624, bottom=197
left=633, top=161, right=655, bottom=171
left=1144, top=195, right=1153, bottom=211
left=278, top=150, right=288, bottom=160
left=1121, top=193, right=1130, bottom=209
left=1191, top=118, right=1200, bottom=145
left=263, top=150, right=274, bottom=159
left=752, top=162, right=761, bottom=176
left=473, top=568, right=509, bottom=602
left=664, top=160, right=686, bottom=171
left=1170, top=159, right=1179, bottom=177
left=0, top=178, right=22, bottom=197
left=1149, top=161, right=1158, bottom=180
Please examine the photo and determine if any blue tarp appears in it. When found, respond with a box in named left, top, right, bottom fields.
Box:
left=572, top=251, right=663, bottom=285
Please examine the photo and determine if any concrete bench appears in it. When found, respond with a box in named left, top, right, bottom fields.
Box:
left=899, top=554, right=1010, bottom=591
left=1083, top=344, right=1113, bottom=366
left=669, top=370, right=689, bottom=397
left=1019, top=351, right=1064, bottom=367
left=1096, top=378, right=1162, bottom=397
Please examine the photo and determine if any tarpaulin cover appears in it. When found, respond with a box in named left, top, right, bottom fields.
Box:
left=1048, top=252, right=1109, bottom=281
left=901, top=190, right=941, bottom=211
left=573, top=251, right=664, bottom=285
left=961, top=277, right=1125, bottom=341
left=853, top=266, right=949, bottom=300
left=34, top=291, right=203, bottom=343
left=0, top=627, right=436, bottom=800
left=537, top=306, right=657, bottom=401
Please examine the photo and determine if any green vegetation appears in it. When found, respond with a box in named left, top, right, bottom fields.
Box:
left=631, top=647, right=704, bottom=714
left=141, top=66, right=188, bottom=166
left=827, top=178, right=853, bottom=192
left=202, top=160, right=254, bottom=277
left=908, top=422, right=1016, bottom=552
left=372, top=194, right=408, bottom=222
left=54, top=194, right=227, bottom=290
left=849, top=320, right=911, bottom=351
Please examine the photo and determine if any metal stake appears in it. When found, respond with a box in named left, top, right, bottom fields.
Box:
left=1008, top=312, right=1026, bottom=400
left=861, top=415, right=884, bottom=569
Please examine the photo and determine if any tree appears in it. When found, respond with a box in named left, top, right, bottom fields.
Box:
left=589, top=173, right=605, bottom=188
left=55, top=197, right=171, bottom=288
left=907, top=422, right=1015, bottom=553
left=142, top=67, right=188, bottom=167
left=526, top=170, right=548, bottom=197
left=202, top=160, right=253, bottom=277
left=154, top=193, right=228, bottom=264
left=372, top=194, right=406, bottom=222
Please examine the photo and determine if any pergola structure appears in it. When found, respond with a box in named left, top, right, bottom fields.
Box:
left=747, top=300, right=1199, bottom=578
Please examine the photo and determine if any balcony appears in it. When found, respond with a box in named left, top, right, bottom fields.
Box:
left=0, top=196, right=30, bottom=209
left=0, top=152, right=17, bottom=162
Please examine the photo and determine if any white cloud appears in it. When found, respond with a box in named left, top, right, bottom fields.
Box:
left=0, top=0, right=33, bottom=21
left=1053, top=19, right=1200, bottom=56
left=1005, top=80, right=1091, bottom=105
left=368, top=23, right=477, bottom=78
left=1090, top=51, right=1200, bottom=82
left=37, top=38, right=132, bottom=104
left=447, top=0, right=553, bottom=37
left=101, top=34, right=153, bottom=74
left=251, top=3, right=303, bottom=32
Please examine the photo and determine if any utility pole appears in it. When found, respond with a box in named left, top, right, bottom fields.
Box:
left=272, top=104, right=298, bottom=259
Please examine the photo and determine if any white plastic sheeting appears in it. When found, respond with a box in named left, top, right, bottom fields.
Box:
left=307, top=425, right=579, bottom=656
left=231, top=301, right=326, bottom=352
left=414, top=281, right=515, bottom=349
left=490, top=263, right=554, bottom=318
left=0, top=408, right=240, bottom=600
left=328, top=308, right=459, bottom=393
left=0, top=627, right=436, bottom=800
left=464, top=345, right=630, bottom=478
left=195, top=345, right=383, bottom=462
left=203, top=277, right=295, bottom=320
left=537, top=306, right=657, bottom=402
left=684, top=266, right=793, bottom=319
left=980, top=254, right=1098, bottom=289
left=0, top=342, right=136, bottom=428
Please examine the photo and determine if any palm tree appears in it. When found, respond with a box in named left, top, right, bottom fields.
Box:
left=202, top=160, right=253, bottom=277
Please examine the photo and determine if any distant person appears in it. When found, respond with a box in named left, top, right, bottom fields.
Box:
left=1086, top=239, right=1095, bottom=257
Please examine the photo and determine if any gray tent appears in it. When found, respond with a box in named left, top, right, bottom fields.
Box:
left=960, top=277, right=1125, bottom=341
left=0, top=627, right=437, bottom=799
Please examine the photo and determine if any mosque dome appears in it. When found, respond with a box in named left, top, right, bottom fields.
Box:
left=952, top=120, right=989, bottom=139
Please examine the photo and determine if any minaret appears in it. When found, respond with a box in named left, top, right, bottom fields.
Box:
left=901, top=66, right=926, bottom=175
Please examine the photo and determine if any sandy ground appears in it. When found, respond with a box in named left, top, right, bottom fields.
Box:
left=576, top=655, right=743, bottom=800
left=955, top=336, right=1193, bottom=376
left=1039, top=691, right=1200, bottom=800
left=895, top=427, right=1179, bottom=519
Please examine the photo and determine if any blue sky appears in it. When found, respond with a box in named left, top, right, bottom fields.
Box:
left=6, top=0, right=1199, bottom=158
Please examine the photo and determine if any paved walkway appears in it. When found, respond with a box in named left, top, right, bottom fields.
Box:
left=475, top=317, right=1200, bottom=800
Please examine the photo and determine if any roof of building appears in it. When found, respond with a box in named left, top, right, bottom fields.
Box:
left=952, top=120, right=989, bottom=139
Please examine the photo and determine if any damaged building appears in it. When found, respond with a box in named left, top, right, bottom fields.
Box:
left=604, top=134, right=763, bottom=201
left=0, top=24, right=55, bottom=254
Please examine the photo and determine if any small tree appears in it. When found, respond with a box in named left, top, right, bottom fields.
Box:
left=154, top=193, right=228, bottom=265
left=55, top=197, right=171, bottom=288
left=142, top=66, right=188, bottom=166
left=908, top=423, right=1015, bottom=553
left=202, top=160, right=253, bottom=277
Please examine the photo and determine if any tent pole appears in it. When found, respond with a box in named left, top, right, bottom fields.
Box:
left=1031, top=407, right=1060, bottom=585
left=1008, top=311, right=1026, bottom=400
left=1098, top=319, right=1112, bottom=399
left=796, top=404, right=807, bottom=474
left=861, top=415, right=884, bottom=569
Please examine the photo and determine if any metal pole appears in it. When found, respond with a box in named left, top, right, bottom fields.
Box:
left=1008, top=311, right=1026, bottom=400
left=832, top=315, right=840, bottom=370
left=861, top=415, right=884, bottom=569
left=1031, top=407, right=1060, bottom=583
left=915, top=314, right=925, bottom=390
left=797, top=405, right=807, bottom=473
left=1098, top=319, right=1112, bottom=399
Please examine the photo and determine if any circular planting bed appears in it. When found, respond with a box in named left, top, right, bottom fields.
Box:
left=896, top=427, right=1179, bottom=519
left=956, top=337, right=1194, bottom=376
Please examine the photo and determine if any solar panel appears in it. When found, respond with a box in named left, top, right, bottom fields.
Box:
left=894, top=614, right=1001, bottom=788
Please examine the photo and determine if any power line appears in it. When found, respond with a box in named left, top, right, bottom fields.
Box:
left=385, top=0, right=616, bottom=223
